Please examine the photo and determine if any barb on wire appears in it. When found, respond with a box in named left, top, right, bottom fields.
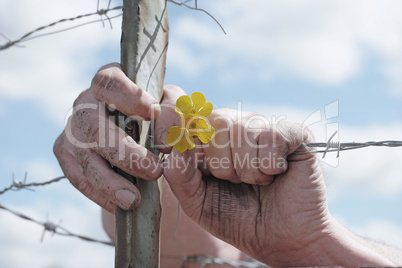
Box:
left=97, top=0, right=114, bottom=28
left=0, top=4, right=122, bottom=51
left=0, top=174, right=66, bottom=195
left=0, top=203, right=114, bottom=246
left=168, top=0, right=226, bottom=34
left=298, top=131, right=402, bottom=159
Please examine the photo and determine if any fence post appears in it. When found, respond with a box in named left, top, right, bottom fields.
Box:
left=115, top=0, right=168, bottom=267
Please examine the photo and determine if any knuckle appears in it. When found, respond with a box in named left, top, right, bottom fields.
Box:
left=72, top=89, right=93, bottom=111
left=77, top=178, right=93, bottom=194
left=91, top=73, right=113, bottom=97
left=97, top=62, right=121, bottom=72
left=300, top=125, right=315, bottom=143
left=91, top=67, right=121, bottom=99
left=75, top=107, right=101, bottom=144
left=164, top=85, right=185, bottom=95
left=86, top=123, right=101, bottom=144
left=260, top=128, right=287, bottom=149
left=75, top=148, right=94, bottom=176
left=211, top=115, right=232, bottom=131
left=210, top=167, right=235, bottom=180
left=254, top=175, right=274, bottom=186
left=239, top=170, right=266, bottom=185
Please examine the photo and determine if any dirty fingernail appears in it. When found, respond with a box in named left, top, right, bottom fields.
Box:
left=115, top=189, right=136, bottom=210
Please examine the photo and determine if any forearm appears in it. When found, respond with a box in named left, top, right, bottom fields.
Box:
left=257, top=217, right=399, bottom=267
left=313, top=218, right=400, bottom=267
left=362, top=235, right=402, bottom=265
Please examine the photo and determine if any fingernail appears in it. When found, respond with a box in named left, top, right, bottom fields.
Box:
left=115, top=189, right=136, bottom=210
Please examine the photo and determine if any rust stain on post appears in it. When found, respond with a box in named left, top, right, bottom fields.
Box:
left=115, top=0, right=168, bottom=267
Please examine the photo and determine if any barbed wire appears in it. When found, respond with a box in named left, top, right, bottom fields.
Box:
left=0, top=203, right=114, bottom=246
left=0, top=0, right=225, bottom=51
left=168, top=0, right=226, bottom=34
left=2, top=197, right=268, bottom=266
left=0, top=172, right=67, bottom=195
left=298, top=131, right=402, bottom=158
left=0, top=2, right=123, bottom=51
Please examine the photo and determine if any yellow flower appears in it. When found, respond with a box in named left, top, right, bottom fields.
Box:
left=165, top=126, right=195, bottom=153
left=166, top=92, right=215, bottom=153
left=185, top=116, right=215, bottom=144
left=175, top=92, right=213, bottom=118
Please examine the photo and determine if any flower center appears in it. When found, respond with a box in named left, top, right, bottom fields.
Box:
left=190, top=108, right=197, bottom=114
left=190, top=122, right=197, bottom=129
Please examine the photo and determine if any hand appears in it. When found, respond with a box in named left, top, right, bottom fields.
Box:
left=53, top=63, right=182, bottom=213
left=163, top=109, right=331, bottom=266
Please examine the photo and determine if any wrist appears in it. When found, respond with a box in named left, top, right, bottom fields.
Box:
left=258, top=217, right=395, bottom=267
left=306, top=217, right=394, bottom=267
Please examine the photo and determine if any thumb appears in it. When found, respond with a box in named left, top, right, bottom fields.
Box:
left=163, top=149, right=205, bottom=220
left=155, top=85, right=186, bottom=154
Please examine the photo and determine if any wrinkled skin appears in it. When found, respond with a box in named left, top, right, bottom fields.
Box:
left=163, top=110, right=331, bottom=266
left=53, top=63, right=244, bottom=267
left=54, top=63, right=328, bottom=266
left=54, top=63, right=182, bottom=213
left=54, top=63, right=399, bottom=267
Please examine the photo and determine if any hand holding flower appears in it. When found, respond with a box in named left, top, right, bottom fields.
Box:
left=165, top=92, right=215, bottom=153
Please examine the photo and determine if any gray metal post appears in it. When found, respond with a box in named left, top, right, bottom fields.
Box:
left=115, top=0, right=168, bottom=267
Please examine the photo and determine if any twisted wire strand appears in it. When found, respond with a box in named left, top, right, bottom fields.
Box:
left=1, top=0, right=225, bottom=51
left=0, top=203, right=114, bottom=246
left=0, top=5, right=123, bottom=51
left=0, top=175, right=67, bottom=195
left=167, top=0, right=226, bottom=34
left=297, top=131, right=402, bottom=158
left=304, top=140, right=402, bottom=151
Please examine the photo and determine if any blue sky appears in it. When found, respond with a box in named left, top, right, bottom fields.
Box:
left=1, top=0, right=402, bottom=267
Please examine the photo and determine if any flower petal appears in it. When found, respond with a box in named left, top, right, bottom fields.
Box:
left=191, top=92, right=206, bottom=111
left=165, top=126, right=184, bottom=146
left=175, top=131, right=195, bottom=153
left=185, top=117, right=208, bottom=131
left=197, top=125, right=215, bottom=144
left=197, top=102, right=213, bottom=118
left=175, top=95, right=192, bottom=116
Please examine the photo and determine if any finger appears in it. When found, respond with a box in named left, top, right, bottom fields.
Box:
left=163, top=149, right=205, bottom=220
left=91, top=63, right=161, bottom=120
left=74, top=145, right=141, bottom=211
left=257, top=121, right=314, bottom=176
left=73, top=90, right=163, bottom=180
left=164, top=148, right=265, bottom=251
left=154, top=85, right=186, bottom=153
left=231, top=120, right=274, bottom=185
left=257, top=127, right=289, bottom=176
left=54, top=129, right=140, bottom=214
left=69, top=115, right=141, bottom=211
left=203, top=109, right=238, bottom=182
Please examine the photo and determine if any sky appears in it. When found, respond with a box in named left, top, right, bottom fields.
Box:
left=1, top=0, right=402, bottom=267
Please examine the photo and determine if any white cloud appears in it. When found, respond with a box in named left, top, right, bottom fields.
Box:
left=243, top=104, right=402, bottom=197
left=322, top=124, right=402, bottom=197
left=168, top=0, right=402, bottom=90
left=0, top=200, right=113, bottom=268
left=25, top=159, right=61, bottom=182
left=0, top=0, right=122, bottom=125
